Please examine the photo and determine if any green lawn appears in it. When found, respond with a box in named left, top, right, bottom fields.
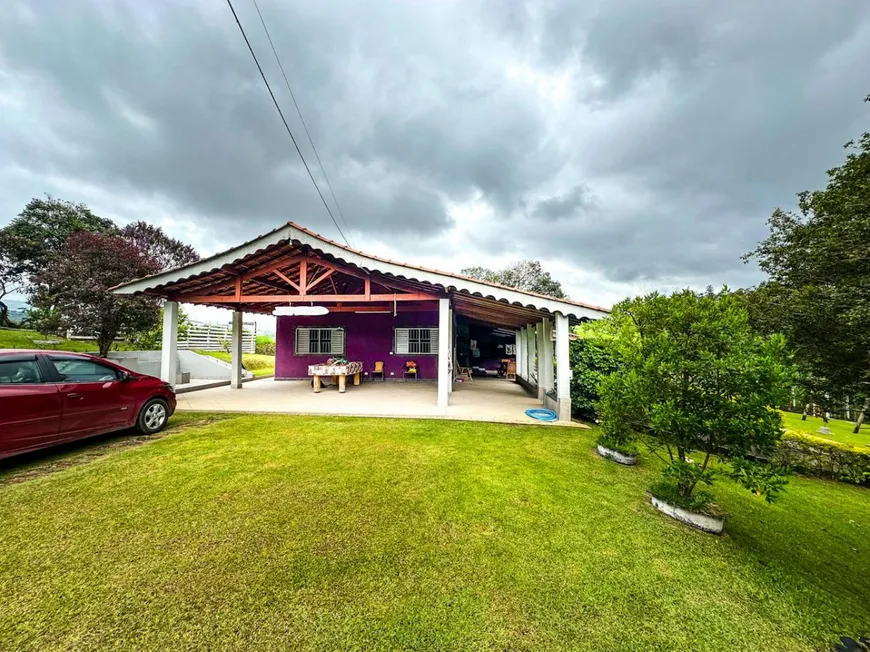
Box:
left=781, top=410, right=870, bottom=447
left=194, top=350, right=276, bottom=377
left=0, top=415, right=868, bottom=651
left=0, top=328, right=124, bottom=353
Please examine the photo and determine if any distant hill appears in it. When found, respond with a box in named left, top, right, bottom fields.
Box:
left=3, top=299, right=30, bottom=323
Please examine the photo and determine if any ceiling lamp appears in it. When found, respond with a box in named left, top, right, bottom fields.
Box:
left=273, top=306, right=329, bottom=316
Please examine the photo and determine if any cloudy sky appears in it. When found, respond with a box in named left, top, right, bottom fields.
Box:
left=2, top=0, right=869, bottom=322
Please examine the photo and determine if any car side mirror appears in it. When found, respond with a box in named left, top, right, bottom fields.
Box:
left=120, top=371, right=135, bottom=382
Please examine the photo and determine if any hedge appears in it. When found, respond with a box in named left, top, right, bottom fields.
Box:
left=774, top=432, right=870, bottom=485
left=569, top=338, right=621, bottom=422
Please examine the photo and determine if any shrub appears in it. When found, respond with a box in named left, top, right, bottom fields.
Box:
left=596, top=432, right=638, bottom=456
left=648, top=479, right=720, bottom=517
left=598, top=288, right=793, bottom=507
left=255, top=334, right=276, bottom=356
left=774, top=432, right=870, bottom=485
left=569, top=336, right=621, bottom=421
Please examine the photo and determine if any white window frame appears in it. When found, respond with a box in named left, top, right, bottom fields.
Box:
left=394, top=327, right=439, bottom=355
left=294, top=327, right=345, bottom=356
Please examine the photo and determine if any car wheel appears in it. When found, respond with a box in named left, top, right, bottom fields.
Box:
left=136, top=398, right=169, bottom=435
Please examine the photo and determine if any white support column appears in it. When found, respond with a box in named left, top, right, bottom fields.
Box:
left=555, top=312, right=571, bottom=421
left=525, top=324, right=535, bottom=387
left=515, top=329, right=524, bottom=380
left=448, top=305, right=454, bottom=395
left=230, top=310, right=243, bottom=389
left=540, top=318, right=554, bottom=397
left=160, top=301, right=179, bottom=386
left=536, top=321, right=546, bottom=400
left=437, top=298, right=450, bottom=408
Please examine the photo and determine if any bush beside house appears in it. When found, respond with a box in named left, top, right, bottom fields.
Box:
left=569, top=335, right=620, bottom=423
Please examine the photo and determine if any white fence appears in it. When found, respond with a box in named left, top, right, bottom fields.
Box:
left=179, top=321, right=257, bottom=353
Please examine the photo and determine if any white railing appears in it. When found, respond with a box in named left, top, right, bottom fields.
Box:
left=179, top=321, right=257, bottom=353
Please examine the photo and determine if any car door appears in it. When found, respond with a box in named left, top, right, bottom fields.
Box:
left=0, top=354, right=62, bottom=459
left=48, top=355, right=136, bottom=439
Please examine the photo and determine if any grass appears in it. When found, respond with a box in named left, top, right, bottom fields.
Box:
left=194, top=350, right=276, bottom=377
left=0, top=416, right=868, bottom=651
left=0, top=327, right=133, bottom=353
left=781, top=410, right=870, bottom=447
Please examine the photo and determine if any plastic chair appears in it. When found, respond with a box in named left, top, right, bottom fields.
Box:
left=372, top=361, right=386, bottom=382
left=403, top=361, right=418, bottom=381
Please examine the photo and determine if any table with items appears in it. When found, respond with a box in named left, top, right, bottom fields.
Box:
left=308, top=359, right=364, bottom=393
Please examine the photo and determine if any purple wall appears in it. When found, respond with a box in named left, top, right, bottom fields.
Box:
left=275, top=310, right=439, bottom=380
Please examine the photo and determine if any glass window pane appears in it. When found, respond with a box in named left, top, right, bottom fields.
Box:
left=51, top=359, right=119, bottom=382
left=0, top=360, right=43, bottom=384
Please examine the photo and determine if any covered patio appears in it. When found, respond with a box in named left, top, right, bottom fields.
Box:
left=174, top=376, right=584, bottom=426
left=113, top=222, right=609, bottom=422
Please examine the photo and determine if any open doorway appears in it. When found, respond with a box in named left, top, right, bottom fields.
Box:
left=455, top=319, right=516, bottom=378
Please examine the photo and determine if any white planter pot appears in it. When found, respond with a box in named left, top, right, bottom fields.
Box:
left=596, top=444, right=638, bottom=466
left=651, top=496, right=724, bottom=535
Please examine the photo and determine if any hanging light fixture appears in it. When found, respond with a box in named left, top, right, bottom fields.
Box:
left=273, top=306, right=329, bottom=316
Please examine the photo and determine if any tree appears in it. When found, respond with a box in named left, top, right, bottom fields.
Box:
left=127, top=308, right=192, bottom=351
left=461, top=260, right=568, bottom=298
left=597, top=289, right=792, bottom=509
left=0, top=232, right=25, bottom=327
left=120, top=221, right=200, bottom=271
left=1, top=195, right=116, bottom=279
left=32, top=233, right=162, bottom=356
left=744, top=96, right=870, bottom=433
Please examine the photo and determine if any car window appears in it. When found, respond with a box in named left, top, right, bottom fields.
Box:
left=0, top=359, right=43, bottom=384
left=50, top=358, right=120, bottom=383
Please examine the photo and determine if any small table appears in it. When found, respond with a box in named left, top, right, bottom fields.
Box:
left=308, top=361, right=363, bottom=393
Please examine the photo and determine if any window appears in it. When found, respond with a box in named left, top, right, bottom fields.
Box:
left=394, top=328, right=439, bottom=355
left=50, top=357, right=120, bottom=382
left=0, top=359, right=43, bottom=384
left=295, top=327, right=345, bottom=355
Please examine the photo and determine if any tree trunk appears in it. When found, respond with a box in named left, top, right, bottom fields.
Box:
left=97, top=331, right=114, bottom=358
left=0, top=300, right=10, bottom=328
left=853, top=398, right=869, bottom=434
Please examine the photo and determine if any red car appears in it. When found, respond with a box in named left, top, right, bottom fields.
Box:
left=0, top=350, right=176, bottom=460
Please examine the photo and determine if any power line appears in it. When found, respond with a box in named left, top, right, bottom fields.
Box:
left=224, top=0, right=350, bottom=247
left=249, top=0, right=355, bottom=248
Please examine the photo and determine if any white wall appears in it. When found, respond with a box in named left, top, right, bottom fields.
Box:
left=108, top=350, right=252, bottom=381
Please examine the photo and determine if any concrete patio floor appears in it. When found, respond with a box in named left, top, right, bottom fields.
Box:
left=175, top=377, right=583, bottom=427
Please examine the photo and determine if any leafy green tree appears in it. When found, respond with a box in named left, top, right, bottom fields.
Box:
left=461, top=260, right=568, bottom=299
left=1, top=195, right=116, bottom=279
left=32, top=232, right=162, bottom=356
left=598, top=289, right=792, bottom=508
left=744, top=95, right=870, bottom=432
left=127, top=308, right=192, bottom=351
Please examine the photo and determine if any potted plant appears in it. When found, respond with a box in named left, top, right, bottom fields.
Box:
left=648, top=462, right=725, bottom=534
left=595, top=431, right=638, bottom=465
left=596, top=289, right=793, bottom=534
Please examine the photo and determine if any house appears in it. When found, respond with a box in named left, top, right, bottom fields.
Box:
left=112, top=222, right=609, bottom=421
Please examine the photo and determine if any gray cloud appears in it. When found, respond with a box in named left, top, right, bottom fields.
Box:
left=1, top=0, right=868, bottom=299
